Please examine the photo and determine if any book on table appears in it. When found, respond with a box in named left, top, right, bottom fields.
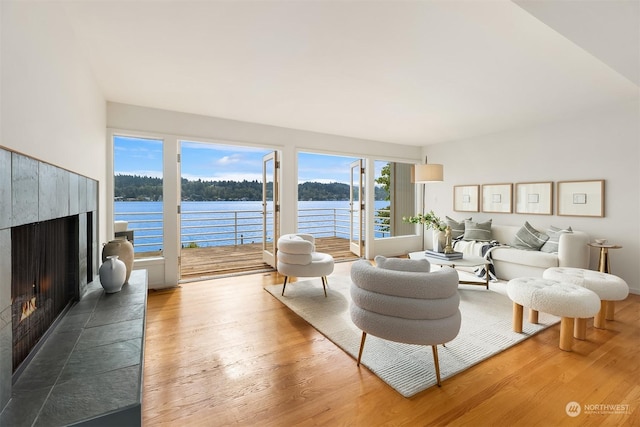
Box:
left=424, top=250, right=464, bottom=260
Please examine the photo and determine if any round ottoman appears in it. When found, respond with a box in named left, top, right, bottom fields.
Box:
left=543, top=267, right=629, bottom=330
left=506, top=277, right=600, bottom=351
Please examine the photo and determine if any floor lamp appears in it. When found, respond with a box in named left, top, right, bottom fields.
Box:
left=414, top=158, right=444, bottom=250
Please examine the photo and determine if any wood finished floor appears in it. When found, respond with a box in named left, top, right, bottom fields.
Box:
left=143, top=262, right=640, bottom=426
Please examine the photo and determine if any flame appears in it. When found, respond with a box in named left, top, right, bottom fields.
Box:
left=20, top=297, right=37, bottom=322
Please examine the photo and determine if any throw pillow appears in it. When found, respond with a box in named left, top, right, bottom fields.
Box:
left=511, top=221, right=549, bottom=251
left=463, top=219, right=492, bottom=241
left=445, top=216, right=471, bottom=239
left=540, top=226, right=573, bottom=253
left=375, top=255, right=431, bottom=273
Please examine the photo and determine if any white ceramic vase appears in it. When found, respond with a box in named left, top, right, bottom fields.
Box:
left=102, top=238, right=134, bottom=283
left=432, top=230, right=446, bottom=252
left=99, top=255, right=126, bottom=293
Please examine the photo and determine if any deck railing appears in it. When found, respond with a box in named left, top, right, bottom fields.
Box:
left=115, top=206, right=390, bottom=253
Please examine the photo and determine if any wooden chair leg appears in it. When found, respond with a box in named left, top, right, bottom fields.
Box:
left=605, top=300, right=615, bottom=321
left=559, top=317, right=574, bottom=351
left=594, top=300, right=606, bottom=329
left=529, top=308, right=539, bottom=324
left=357, top=332, right=367, bottom=366
left=281, top=276, right=289, bottom=296
left=432, top=345, right=442, bottom=387
left=513, top=302, right=523, bottom=333
left=574, top=318, right=587, bottom=340
left=322, top=276, right=327, bottom=297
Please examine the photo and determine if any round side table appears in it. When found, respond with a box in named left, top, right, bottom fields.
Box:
left=588, top=243, right=622, bottom=274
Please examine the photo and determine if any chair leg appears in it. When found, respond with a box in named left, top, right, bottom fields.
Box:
left=281, top=276, right=289, bottom=296
left=512, top=302, right=523, bottom=333
left=432, top=345, right=442, bottom=387
left=357, top=332, right=367, bottom=366
left=322, top=276, right=328, bottom=297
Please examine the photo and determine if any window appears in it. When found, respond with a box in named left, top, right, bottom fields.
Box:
left=113, top=135, right=164, bottom=258
left=374, top=160, right=416, bottom=238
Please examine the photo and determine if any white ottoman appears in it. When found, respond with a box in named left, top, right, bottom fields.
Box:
left=543, top=267, right=629, bottom=330
left=507, top=277, right=600, bottom=351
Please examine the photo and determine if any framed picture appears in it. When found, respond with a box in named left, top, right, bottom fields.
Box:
left=515, top=182, right=552, bottom=215
left=453, top=185, right=479, bottom=212
left=557, top=180, right=604, bottom=217
left=482, top=183, right=512, bottom=213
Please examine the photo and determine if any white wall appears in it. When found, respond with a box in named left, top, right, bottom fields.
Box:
left=1, top=1, right=107, bottom=244
left=424, top=101, right=640, bottom=294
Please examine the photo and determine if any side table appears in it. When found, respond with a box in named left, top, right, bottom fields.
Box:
left=588, top=243, right=622, bottom=274
left=588, top=242, right=622, bottom=320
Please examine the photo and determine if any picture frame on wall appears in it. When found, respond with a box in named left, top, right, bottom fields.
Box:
left=453, top=185, right=479, bottom=212
left=515, top=182, right=552, bottom=215
left=557, top=180, right=605, bottom=217
left=482, top=183, right=512, bottom=213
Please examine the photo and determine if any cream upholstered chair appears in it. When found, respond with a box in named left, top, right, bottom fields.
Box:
left=277, top=234, right=334, bottom=297
left=349, top=256, right=461, bottom=386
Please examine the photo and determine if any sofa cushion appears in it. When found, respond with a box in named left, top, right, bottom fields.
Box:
left=491, top=247, right=558, bottom=269
left=511, top=221, right=549, bottom=251
left=445, top=216, right=471, bottom=239
left=375, top=255, right=431, bottom=273
left=463, top=219, right=492, bottom=241
left=540, top=226, right=573, bottom=253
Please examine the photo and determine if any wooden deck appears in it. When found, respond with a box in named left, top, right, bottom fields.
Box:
left=179, top=236, right=359, bottom=280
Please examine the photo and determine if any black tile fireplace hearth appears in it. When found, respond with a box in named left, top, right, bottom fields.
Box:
left=0, top=147, right=99, bottom=415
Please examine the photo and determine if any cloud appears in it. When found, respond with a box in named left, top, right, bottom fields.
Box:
left=217, top=154, right=244, bottom=165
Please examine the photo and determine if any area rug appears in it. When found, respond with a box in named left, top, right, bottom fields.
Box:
left=264, top=275, right=559, bottom=397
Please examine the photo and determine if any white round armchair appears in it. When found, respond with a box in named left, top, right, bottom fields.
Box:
left=349, top=256, right=461, bottom=386
left=277, top=233, right=334, bottom=297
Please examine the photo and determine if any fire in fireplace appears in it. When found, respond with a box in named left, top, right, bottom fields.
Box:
left=11, top=215, right=80, bottom=373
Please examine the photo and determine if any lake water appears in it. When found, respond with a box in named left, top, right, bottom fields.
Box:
left=115, top=200, right=390, bottom=252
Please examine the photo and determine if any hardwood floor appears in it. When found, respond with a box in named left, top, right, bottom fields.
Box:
left=143, top=261, right=640, bottom=426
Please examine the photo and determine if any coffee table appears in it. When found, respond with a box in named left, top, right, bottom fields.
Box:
left=409, top=251, right=490, bottom=289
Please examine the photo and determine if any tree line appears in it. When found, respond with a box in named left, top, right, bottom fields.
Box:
left=114, top=174, right=388, bottom=201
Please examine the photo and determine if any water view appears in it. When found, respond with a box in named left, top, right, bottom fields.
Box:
left=115, top=200, right=390, bottom=253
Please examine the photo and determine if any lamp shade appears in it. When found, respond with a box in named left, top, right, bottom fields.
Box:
left=414, top=163, right=443, bottom=182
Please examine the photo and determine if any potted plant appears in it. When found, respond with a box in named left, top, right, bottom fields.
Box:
left=403, top=210, right=448, bottom=252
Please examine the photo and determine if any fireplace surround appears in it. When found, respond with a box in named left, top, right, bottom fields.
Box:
left=0, top=147, right=99, bottom=412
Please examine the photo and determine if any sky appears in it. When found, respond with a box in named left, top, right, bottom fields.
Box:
left=114, top=136, right=384, bottom=184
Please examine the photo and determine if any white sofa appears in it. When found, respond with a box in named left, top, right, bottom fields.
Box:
left=455, top=224, right=590, bottom=281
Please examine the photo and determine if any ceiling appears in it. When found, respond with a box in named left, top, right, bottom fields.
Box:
left=62, top=1, right=639, bottom=146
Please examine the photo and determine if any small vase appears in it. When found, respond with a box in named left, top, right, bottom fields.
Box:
left=432, top=230, right=446, bottom=252
left=102, top=238, right=134, bottom=283
left=99, top=255, right=126, bottom=293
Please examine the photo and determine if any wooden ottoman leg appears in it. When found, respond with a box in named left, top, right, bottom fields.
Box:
left=513, top=302, right=523, bottom=333
left=605, top=300, right=615, bottom=321
left=594, top=300, right=607, bottom=329
left=574, top=318, right=587, bottom=340
left=559, top=317, right=574, bottom=351
left=528, top=309, right=539, bottom=324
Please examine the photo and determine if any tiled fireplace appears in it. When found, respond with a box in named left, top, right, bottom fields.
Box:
left=0, top=147, right=99, bottom=411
